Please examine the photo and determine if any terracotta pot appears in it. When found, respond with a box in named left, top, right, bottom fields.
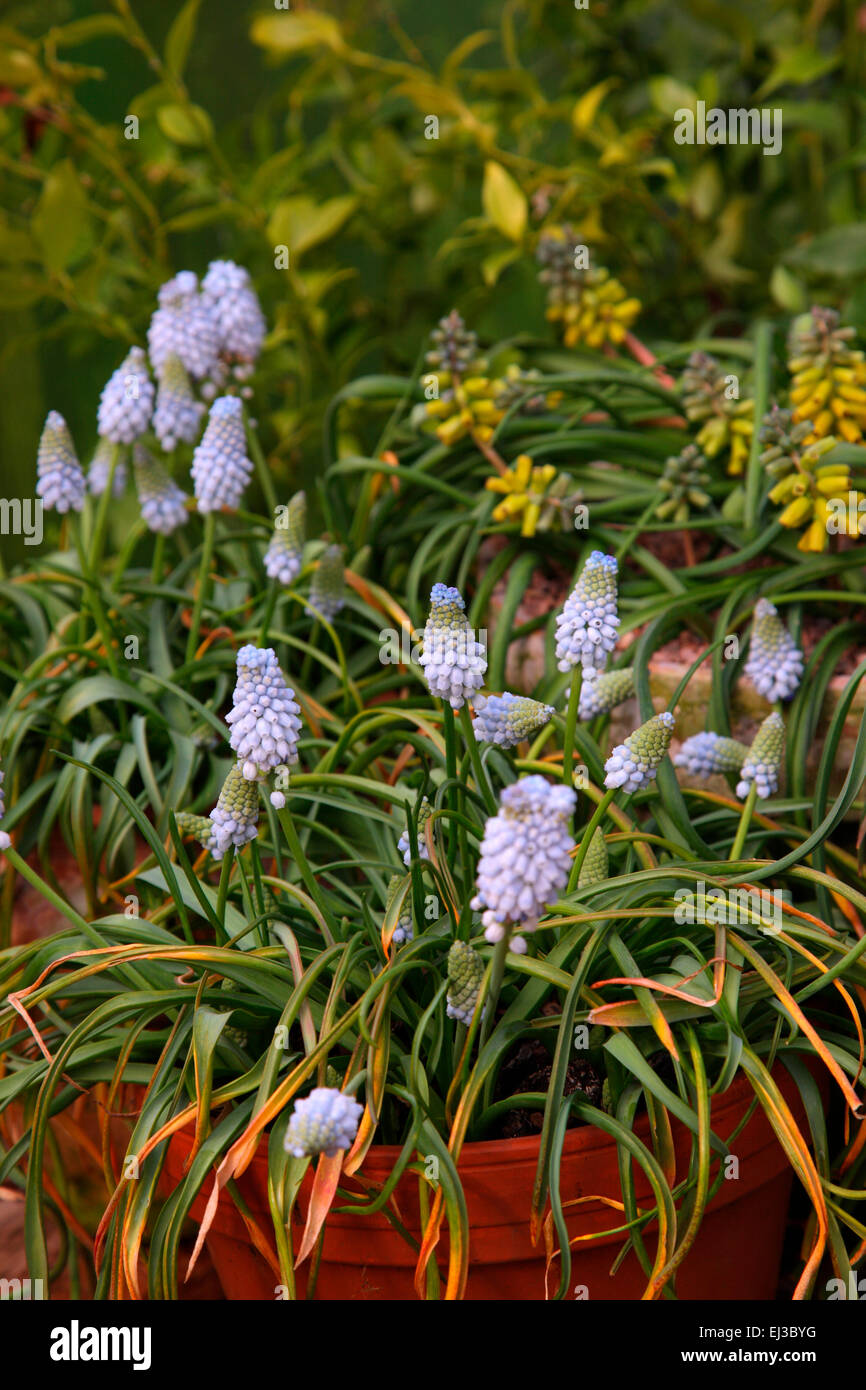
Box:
left=164, top=1064, right=813, bottom=1300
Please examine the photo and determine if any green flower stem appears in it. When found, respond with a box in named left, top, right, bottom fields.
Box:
left=300, top=621, right=319, bottom=689
left=186, top=511, right=216, bottom=664
left=730, top=783, right=758, bottom=862
left=458, top=703, right=496, bottom=815
left=244, top=409, right=277, bottom=516
left=259, top=581, right=279, bottom=646
left=442, top=703, right=458, bottom=867
left=479, top=932, right=509, bottom=1052
left=567, top=787, right=617, bottom=892
left=215, top=846, right=234, bottom=946
left=71, top=517, right=121, bottom=679
left=561, top=669, right=582, bottom=787
left=90, top=444, right=122, bottom=571
left=276, top=804, right=336, bottom=941
left=744, top=319, right=772, bottom=535
left=150, top=533, right=165, bottom=587
left=455, top=750, right=472, bottom=889
left=112, top=518, right=148, bottom=591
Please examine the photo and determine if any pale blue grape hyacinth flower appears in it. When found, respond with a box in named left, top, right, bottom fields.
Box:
left=674, top=731, right=748, bottom=778
left=555, top=551, right=619, bottom=673
left=446, top=940, right=485, bottom=1024
left=472, top=692, right=554, bottom=748
left=604, top=712, right=675, bottom=794
left=174, top=811, right=216, bottom=854
left=578, top=667, right=635, bottom=719
left=471, top=775, right=576, bottom=952
left=736, top=713, right=785, bottom=801
left=385, top=875, right=414, bottom=946
left=284, top=1087, right=363, bottom=1159
left=152, top=353, right=205, bottom=450
left=202, top=260, right=266, bottom=367
left=148, top=270, right=220, bottom=381
left=133, top=445, right=188, bottom=535
left=208, top=763, right=261, bottom=860
left=97, top=347, right=154, bottom=444
left=87, top=439, right=127, bottom=498
left=743, top=599, right=804, bottom=703
left=264, top=491, right=306, bottom=587
left=419, top=583, right=487, bottom=710
left=305, top=543, right=345, bottom=620
left=191, top=395, right=253, bottom=513
left=36, top=412, right=86, bottom=514
left=398, top=797, right=432, bottom=865
left=226, top=645, right=303, bottom=782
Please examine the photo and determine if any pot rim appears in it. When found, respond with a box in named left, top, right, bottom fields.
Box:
left=168, top=1061, right=786, bottom=1169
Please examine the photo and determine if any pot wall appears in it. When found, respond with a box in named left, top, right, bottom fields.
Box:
left=164, top=1063, right=812, bottom=1301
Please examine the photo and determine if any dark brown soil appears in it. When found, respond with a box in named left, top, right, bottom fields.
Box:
left=636, top=529, right=715, bottom=568
left=492, top=1038, right=604, bottom=1139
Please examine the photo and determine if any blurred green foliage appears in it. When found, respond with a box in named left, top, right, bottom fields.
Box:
left=1, top=0, right=865, bottom=549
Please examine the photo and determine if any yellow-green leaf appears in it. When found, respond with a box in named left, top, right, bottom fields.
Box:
left=162, top=205, right=236, bottom=233
left=482, top=161, right=527, bottom=243
left=757, top=45, right=839, bottom=101
left=46, top=15, right=126, bottom=46
left=649, top=76, right=697, bottom=118
left=393, top=79, right=466, bottom=117
left=689, top=161, right=722, bottom=220
left=157, top=103, right=213, bottom=147
left=295, top=268, right=357, bottom=304
left=572, top=78, right=617, bottom=134
left=250, top=12, right=344, bottom=56
left=442, top=31, right=496, bottom=80
left=165, top=0, right=202, bottom=79
left=32, top=159, right=92, bottom=273
left=770, top=264, right=807, bottom=313
left=267, top=195, right=358, bottom=260
left=481, top=246, right=520, bottom=286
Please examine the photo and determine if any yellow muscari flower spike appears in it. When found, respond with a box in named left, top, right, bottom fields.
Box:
left=798, top=517, right=829, bottom=552
left=815, top=474, right=851, bottom=497
left=485, top=475, right=510, bottom=497
left=500, top=494, right=528, bottom=516
left=515, top=453, right=533, bottom=487
left=484, top=453, right=567, bottom=537
left=788, top=307, right=866, bottom=445
left=779, top=495, right=814, bottom=528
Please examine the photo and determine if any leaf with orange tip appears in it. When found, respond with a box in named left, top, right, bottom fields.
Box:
left=775, top=930, right=864, bottom=1089
left=607, top=932, right=681, bottom=1061
left=221, top=1183, right=282, bottom=1281
left=545, top=1094, right=677, bottom=1301
left=730, top=931, right=865, bottom=1116
left=344, top=571, right=412, bottom=636
left=588, top=967, right=726, bottom=1012
left=738, top=1049, right=828, bottom=1298
left=412, top=1122, right=469, bottom=1300
left=379, top=875, right=411, bottom=956
left=182, top=991, right=371, bottom=1270
left=294, top=1152, right=343, bottom=1268
left=588, top=997, right=717, bottom=1027
left=345, top=995, right=390, bottom=1175
left=380, top=450, right=401, bottom=495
